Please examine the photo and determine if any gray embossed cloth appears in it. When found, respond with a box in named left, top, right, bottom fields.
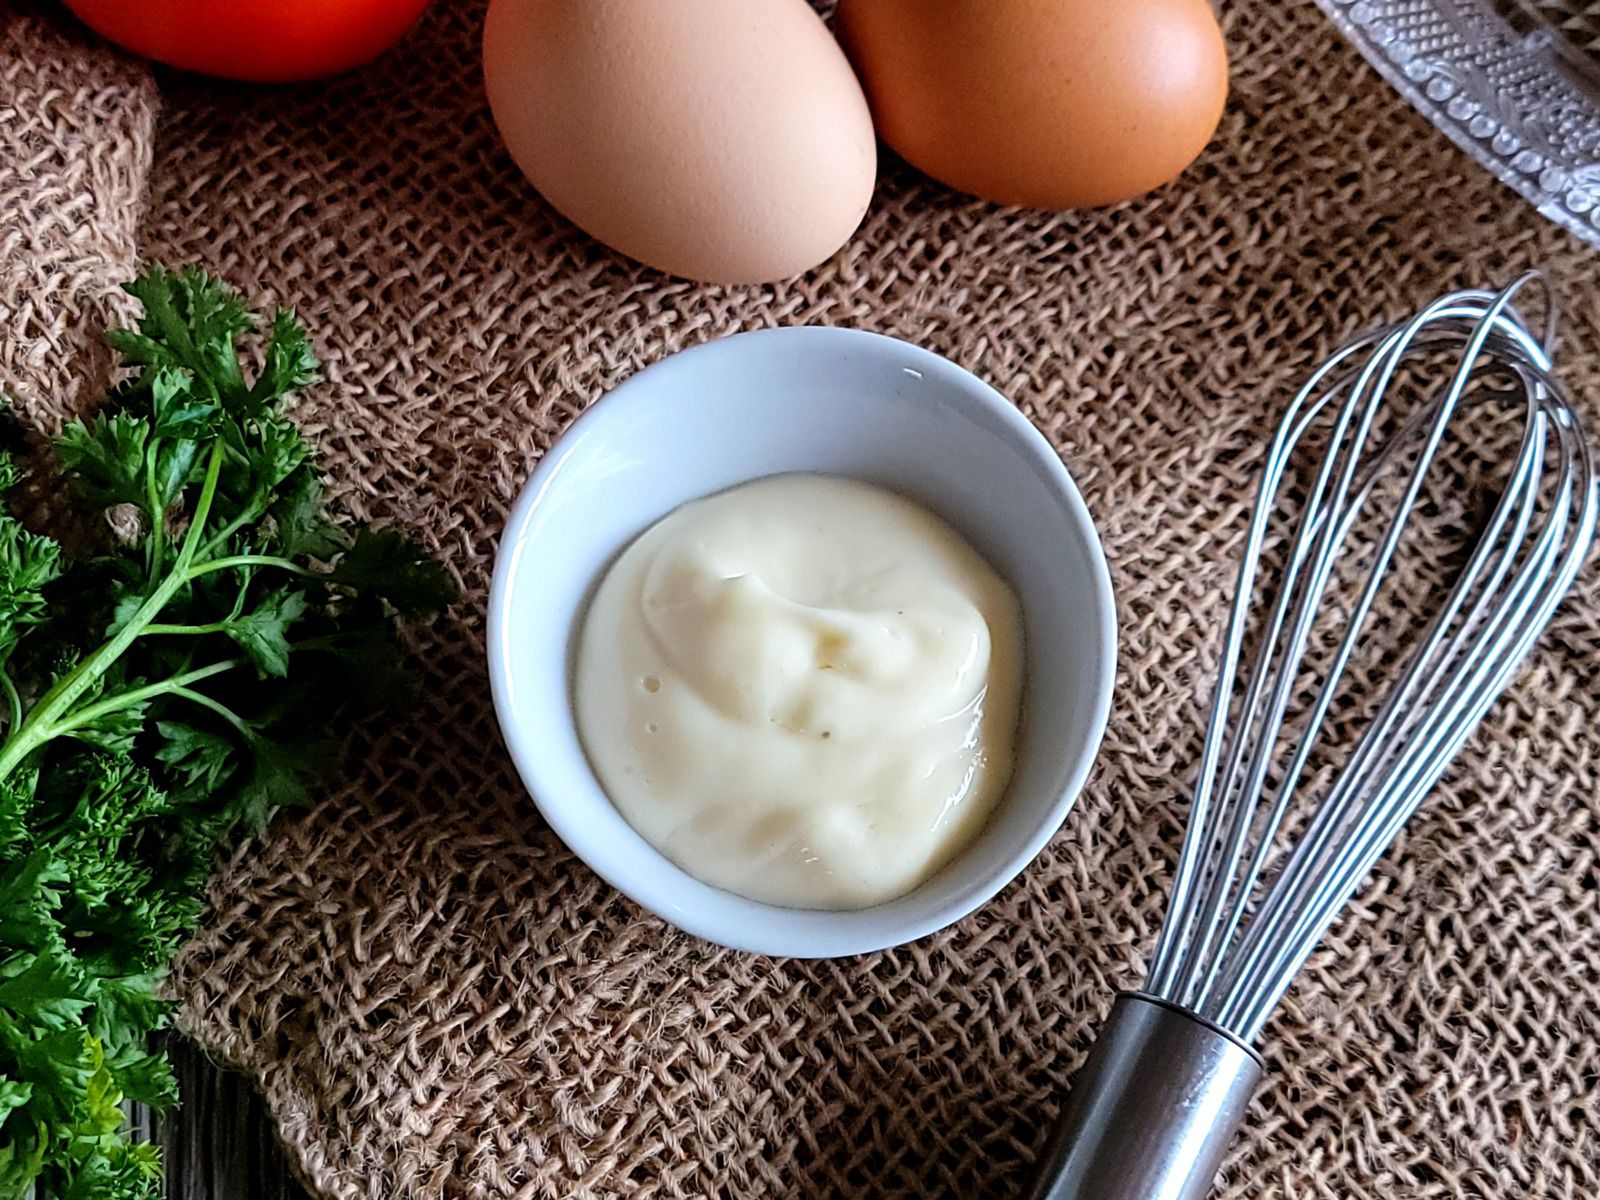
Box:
left=2, top=1, right=1598, bottom=1196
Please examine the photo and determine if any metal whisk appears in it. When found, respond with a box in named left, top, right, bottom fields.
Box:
left=1026, top=276, right=1596, bottom=1200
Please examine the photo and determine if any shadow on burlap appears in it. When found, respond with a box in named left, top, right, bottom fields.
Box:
left=2, top=0, right=1598, bottom=1196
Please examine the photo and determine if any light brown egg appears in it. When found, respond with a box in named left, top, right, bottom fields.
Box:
left=836, top=0, right=1229, bottom=210
left=483, top=0, right=877, bottom=285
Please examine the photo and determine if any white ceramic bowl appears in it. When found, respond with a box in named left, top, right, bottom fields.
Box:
left=488, top=327, right=1116, bottom=958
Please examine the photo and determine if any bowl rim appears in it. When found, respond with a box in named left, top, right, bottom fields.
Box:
left=487, top=325, right=1117, bottom=957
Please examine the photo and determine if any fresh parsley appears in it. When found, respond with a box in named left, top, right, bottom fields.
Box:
left=0, top=267, right=453, bottom=1199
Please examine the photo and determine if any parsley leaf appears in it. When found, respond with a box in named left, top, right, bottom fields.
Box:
left=55, top=415, right=148, bottom=509
left=63, top=700, right=149, bottom=757
left=0, top=850, right=63, bottom=947
left=0, top=948, right=94, bottom=1032
left=221, top=587, right=307, bottom=678
left=332, top=528, right=457, bottom=615
left=251, top=308, right=318, bottom=405
left=0, top=490, right=61, bottom=655
left=0, top=1077, right=31, bottom=1131
left=233, top=730, right=323, bottom=828
left=268, top=468, right=348, bottom=559
left=152, top=722, right=235, bottom=797
left=146, top=368, right=217, bottom=441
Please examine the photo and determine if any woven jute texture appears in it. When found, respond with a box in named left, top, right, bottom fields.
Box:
left=4, top=0, right=1600, bottom=1196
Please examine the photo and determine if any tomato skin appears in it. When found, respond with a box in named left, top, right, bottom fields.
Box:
left=62, top=0, right=433, bottom=82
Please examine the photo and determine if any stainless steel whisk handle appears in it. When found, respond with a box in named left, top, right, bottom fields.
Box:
left=1023, top=994, right=1263, bottom=1200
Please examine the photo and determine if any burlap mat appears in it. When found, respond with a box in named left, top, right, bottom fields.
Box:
left=4, top=1, right=1599, bottom=1196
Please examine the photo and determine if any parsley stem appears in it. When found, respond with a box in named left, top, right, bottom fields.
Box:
left=169, top=686, right=251, bottom=737
left=0, top=440, right=228, bottom=782
left=145, top=435, right=165, bottom=578
left=175, top=437, right=225, bottom=570
left=47, top=659, right=244, bottom=740
left=186, top=554, right=314, bottom=581
left=199, top=493, right=271, bottom=559
left=142, top=622, right=229, bottom=636
left=0, top=670, right=20, bottom=734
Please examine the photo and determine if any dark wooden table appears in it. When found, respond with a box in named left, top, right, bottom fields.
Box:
left=162, top=1039, right=311, bottom=1200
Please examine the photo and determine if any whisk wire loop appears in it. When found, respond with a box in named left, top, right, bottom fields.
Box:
left=1207, top=311, right=1553, bottom=1021
left=1142, top=274, right=1596, bottom=1040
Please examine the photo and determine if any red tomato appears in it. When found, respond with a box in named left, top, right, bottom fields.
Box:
left=62, top=0, right=433, bottom=83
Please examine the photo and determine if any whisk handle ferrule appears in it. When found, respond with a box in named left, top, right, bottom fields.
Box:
left=1023, top=993, right=1264, bottom=1200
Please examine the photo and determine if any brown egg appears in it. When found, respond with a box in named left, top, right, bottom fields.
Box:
left=484, top=0, right=877, bottom=285
left=835, top=0, right=1228, bottom=209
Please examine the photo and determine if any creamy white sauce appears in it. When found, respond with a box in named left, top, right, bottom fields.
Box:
left=573, top=473, right=1023, bottom=910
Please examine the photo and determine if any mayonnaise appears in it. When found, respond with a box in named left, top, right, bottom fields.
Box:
left=573, top=473, right=1023, bottom=910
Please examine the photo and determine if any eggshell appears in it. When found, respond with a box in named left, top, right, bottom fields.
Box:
left=836, top=0, right=1229, bottom=210
left=483, top=0, right=877, bottom=284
